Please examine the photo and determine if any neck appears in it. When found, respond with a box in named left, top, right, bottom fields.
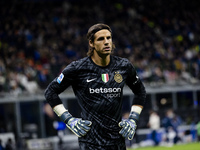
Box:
left=91, top=53, right=110, bottom=67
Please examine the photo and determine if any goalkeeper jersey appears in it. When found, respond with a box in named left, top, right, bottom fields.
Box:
left=45, top=55, right=146, bottom=146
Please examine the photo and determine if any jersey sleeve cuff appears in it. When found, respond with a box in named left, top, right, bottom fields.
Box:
left=53, top=104, right=67, bottom=117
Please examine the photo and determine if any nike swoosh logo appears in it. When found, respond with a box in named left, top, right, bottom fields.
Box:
left=133, top=76, right=139, bottom=84
left=87, top=78, right=96, bottom=82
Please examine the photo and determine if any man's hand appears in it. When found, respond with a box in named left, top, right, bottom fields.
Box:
left=119, top=118, right=137, bottom=140
left=53, top=105, right=92, bottom=137
left=66, top=117, right=92, bottom=137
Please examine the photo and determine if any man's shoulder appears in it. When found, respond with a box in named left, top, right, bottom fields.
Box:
left=112, top=55, right=130, bottom=64
left=71, top=57, right=90, bottom=67
left=63, top=57, right=90, bottom=72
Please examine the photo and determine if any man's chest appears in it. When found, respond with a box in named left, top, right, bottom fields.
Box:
left=75, top=67, right=127, bottom=89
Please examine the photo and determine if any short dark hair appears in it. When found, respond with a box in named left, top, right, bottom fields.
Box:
left=86, top=23, right=115, bottom=56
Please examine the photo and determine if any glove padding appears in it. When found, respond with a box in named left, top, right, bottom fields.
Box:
left=119, top=119, right=137, bottom=140
left=66, top=117, right=92, bottom=137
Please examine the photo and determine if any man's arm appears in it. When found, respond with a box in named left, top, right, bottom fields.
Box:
left=44, top=79, right=92, bottom=137
left=53, top=104, right=92, bottom=137
left=44, top=63, right=92, bottom=137
left=119, top=105, right=143, bottom=140
left=119, top=61, right=146, bottom=140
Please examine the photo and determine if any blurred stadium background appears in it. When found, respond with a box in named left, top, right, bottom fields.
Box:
left=0, top=0, right=200, bottom=149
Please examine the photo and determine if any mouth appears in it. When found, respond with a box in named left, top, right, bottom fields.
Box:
left=103, top=47, right=111, bottom=51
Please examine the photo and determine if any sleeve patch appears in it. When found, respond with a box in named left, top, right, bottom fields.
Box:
left=57, top=73, right=64, bottom=84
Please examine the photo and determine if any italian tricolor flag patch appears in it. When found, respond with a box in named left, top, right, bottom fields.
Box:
left=102, top=73, right=109, bottom=83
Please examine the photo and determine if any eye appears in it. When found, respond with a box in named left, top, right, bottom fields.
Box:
left=107, top=36, right=111, bottom=40
left=97, top=37, right=104, bottom=41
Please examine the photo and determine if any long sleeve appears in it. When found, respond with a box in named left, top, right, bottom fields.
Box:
left=125, top=62, right=146, bottom=106
left=44, top=62, right=76, bottom=107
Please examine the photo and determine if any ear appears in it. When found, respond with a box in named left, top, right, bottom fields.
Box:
left=89, top=40, right=94, bottom=48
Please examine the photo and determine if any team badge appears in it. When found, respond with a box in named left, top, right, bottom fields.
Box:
left=57, top=73, right=64, bottom=84
left=102, top=73, right=109, bottom=83
left=114, top=72, right=123, bottom=83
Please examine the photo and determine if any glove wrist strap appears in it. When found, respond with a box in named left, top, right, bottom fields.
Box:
left=129, top=105, right=142, bottom=122
left=129, top=111, right=140, bottom=122
left=60, top=111, right=72, bottom=124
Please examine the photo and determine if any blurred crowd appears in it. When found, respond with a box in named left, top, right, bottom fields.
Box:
left=0, top=0, right=200, bottom=94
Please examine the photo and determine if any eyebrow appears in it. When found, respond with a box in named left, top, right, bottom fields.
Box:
left=97, top=35, right=111, bottom=41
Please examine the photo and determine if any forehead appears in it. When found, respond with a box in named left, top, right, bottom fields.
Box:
left=94, top=29, right=111, bottom=39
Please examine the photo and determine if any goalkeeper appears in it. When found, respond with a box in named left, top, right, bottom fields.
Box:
left=45, top=23, right=146, bottom=150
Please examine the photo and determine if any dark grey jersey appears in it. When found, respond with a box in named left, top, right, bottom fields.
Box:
left=45, top=55, right=146, bottom=146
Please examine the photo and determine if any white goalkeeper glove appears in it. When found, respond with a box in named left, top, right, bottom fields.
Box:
left=53, top=104, right=92, bottom=137
left=119, top=106, right=142, bottom=140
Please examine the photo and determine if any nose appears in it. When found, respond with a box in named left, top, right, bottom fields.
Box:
left=104, top=38, right=109, bottom=45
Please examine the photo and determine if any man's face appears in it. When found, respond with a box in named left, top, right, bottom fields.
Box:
left=89, top=29, right=112, bottom=56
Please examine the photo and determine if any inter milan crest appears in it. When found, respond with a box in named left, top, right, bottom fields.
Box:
left=114, top=72, right=123, bottom=83
left=102, top=73, right=109, bottom=83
